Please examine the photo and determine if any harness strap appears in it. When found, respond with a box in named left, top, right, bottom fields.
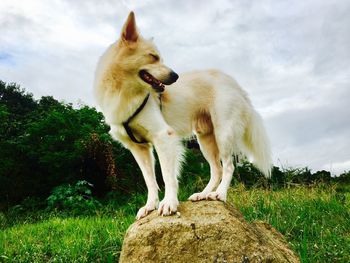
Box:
left=122, top=93, right=150, bottom=144
left=158, top=93, right=163, bottom=111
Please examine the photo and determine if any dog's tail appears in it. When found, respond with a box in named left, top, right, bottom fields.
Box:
left=242, top=109, right=272, bottom=178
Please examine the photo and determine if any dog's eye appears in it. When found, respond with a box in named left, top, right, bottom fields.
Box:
left=149, top=53, right=160, bottom=62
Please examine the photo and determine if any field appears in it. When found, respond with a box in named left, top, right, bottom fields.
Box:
left=2, top=81, right=350, bottom=262
left=1, top=184, right=350, bottom=262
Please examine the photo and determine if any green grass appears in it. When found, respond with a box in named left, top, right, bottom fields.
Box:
left=0, top=208, right=135, bottom=262
left=229, top=184, right=350, bottom=262
left=1, top=184, right=350, bottom=262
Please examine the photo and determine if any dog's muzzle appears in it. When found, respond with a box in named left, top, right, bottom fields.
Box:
left=139, top=70, right=178, bottom=92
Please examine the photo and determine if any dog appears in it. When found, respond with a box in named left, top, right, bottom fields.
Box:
left=94, top=12, right=271, bottom=219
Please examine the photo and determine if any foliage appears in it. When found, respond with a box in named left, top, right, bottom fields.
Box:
left=334, top=170, right=350, bottom=184
left=228, top=184, right=350, bottom=262
left=233, top=161, right=334, bottom=189
left=47, top=180, right=101, bottom=213
left=1, top=184, right=349, bottom=262
left=0, top=214, right=134, bottom=262
left=234, top=160, right=266, bottom=187
left=0, top=81, right=121, bottom=206
left=0, top=80, right=36, bottom=131
left=178, top=150, right=210, bottom=200
left=81, top=133, right=118, bottom=196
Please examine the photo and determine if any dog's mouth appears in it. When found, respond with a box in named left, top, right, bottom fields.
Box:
left=139, top=70, right=165, bottom=92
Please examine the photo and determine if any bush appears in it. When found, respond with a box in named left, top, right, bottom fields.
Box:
left=234, top=160, right=266, bottom=187
left=0, top=81, right=120, bottom=206
left=47, top=181, right=101, bottom=212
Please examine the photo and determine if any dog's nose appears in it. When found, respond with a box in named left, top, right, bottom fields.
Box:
left=171, top=71, right=179, bottom=82
left=169, top=71, right=179, bottom=83
left=163, top=71, right=179, bottom=85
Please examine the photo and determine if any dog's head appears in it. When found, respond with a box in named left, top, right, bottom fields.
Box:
left=115, top=12, right=178, bottom=92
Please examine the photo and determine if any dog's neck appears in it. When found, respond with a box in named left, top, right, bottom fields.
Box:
left=113, top=80, right=148, bottom=118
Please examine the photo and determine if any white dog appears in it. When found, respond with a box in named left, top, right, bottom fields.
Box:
left=94, top=12, right=271, bottom=219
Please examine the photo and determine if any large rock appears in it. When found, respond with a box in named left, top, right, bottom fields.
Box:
left=119, top=201, right=300, bottom=263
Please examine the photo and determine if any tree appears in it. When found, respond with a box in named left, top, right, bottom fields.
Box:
left=0, top=81, right=122, bottom=205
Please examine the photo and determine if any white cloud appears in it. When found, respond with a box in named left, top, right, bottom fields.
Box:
left=325, top=160, right=350, bottom=175
left=0, top=0, right=349, bottom=174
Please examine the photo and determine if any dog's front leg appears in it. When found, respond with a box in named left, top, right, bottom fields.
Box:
left=127, top=143, right=159, bottom=220
left=153, top=127, right=183, bottom=216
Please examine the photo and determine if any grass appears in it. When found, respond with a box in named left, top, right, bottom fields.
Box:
left=229, top=184, right=350, bottom=262
left=1, top=217, right=130, bottom=262
left=1, top=184, right=350, bottom=262
left=0, top=207, right=135, bottom=263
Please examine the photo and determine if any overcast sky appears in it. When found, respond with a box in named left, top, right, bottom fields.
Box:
left=0, top=0, right=349, bottom=174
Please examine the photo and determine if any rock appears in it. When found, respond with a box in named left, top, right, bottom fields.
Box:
left=119, top=201, right=300, bottom=263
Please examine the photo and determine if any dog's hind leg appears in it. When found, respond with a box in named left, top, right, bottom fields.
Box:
left=206, top=154, right=234, bottom=202
left=206, top=127, right=236, bottom=202
left=127, top=143, right=159, bottom=220
left=188, top=132, right=222, bottom=201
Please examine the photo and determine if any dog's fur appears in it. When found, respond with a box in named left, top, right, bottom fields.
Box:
left=94, top=12, right=271, bottom=219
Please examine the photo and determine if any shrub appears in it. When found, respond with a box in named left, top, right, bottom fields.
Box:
left=0, top=81, right=119, bottom=206
left=81, top=133, right=118, bottom=195
left=47, top=180, right=101, bottom=212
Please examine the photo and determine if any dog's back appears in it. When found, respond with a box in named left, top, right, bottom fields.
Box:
left=161, top=69, right=271, bottom=177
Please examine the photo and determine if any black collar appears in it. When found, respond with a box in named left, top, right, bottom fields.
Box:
left=122, top=93, right=150, bottom=144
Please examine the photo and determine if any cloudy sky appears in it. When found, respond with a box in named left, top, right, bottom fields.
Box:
left=1, top=0, right=349, bottom=174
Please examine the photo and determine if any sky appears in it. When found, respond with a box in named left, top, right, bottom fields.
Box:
left=0, top=0, right=349, bottom=175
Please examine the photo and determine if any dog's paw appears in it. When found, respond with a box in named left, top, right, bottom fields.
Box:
left=206, top=191, right=227, bottom=202
left=136, top=203, right=157, bottom=220
left=158, top=197, right=179, bottom=216
left=188, top=192, right=207, bottom=201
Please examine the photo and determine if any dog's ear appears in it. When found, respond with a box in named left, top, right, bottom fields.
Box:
left=121, top=11, right=139, bottom=42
